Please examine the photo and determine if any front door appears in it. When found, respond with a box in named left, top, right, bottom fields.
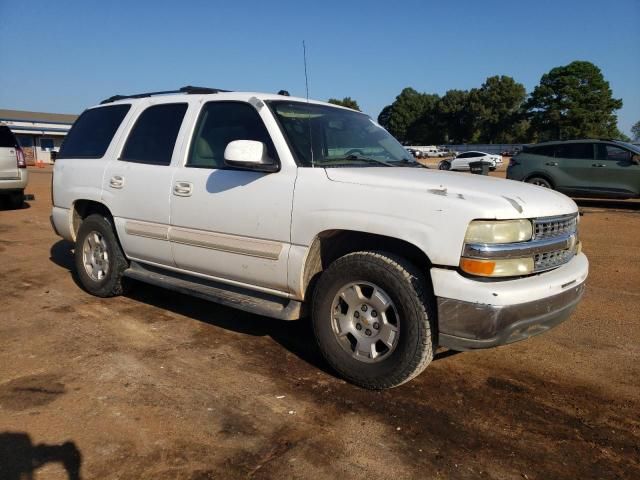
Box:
left=169, top=101, right=296, bottom=293
left=593, top=143, right=640, bottom=196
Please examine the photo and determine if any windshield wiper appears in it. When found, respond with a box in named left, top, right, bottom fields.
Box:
left=389, top=158, right=428, bottom=168
left=341, top=154, right=395, bottom=167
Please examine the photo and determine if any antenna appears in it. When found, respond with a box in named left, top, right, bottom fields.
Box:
left=303, top=40, right=310, bottom=100
left=302, top=40, right=314, bottom=168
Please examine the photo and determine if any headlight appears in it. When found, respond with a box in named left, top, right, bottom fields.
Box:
left=464, top=219, right=533, bottom=244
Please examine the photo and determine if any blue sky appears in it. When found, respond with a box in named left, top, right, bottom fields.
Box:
left=1, top=0, right=638, bottom=135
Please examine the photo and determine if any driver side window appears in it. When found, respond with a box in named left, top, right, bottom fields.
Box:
left=187, top=102, right=277, bottom=169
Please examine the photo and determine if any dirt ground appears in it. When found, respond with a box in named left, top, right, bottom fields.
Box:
left=1, top=167, right=639, bottom=479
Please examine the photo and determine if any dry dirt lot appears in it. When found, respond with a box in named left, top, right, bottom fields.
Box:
left=1, top=167, right=639, bottom=479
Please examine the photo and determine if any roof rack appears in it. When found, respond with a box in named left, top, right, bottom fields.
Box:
left=100, top=85, right=230, bottom=104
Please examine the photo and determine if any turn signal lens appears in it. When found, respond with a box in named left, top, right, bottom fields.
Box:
left=460, top=257, right=534, bottom=277
left=465, top=219, right=533, bottom=244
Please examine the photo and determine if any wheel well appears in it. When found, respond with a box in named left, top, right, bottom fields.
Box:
left=524, top=173, right=554, bottom=188
left=72, top=200, right=113, bottom=238
left=302, top=230, right=433, bottom=302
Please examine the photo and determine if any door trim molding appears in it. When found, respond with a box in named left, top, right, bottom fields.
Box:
left=124, top=220, right=283, bottom=260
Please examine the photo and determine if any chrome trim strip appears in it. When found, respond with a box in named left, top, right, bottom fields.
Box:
left=125, top=220, right=169, bottom=240
left=169, top=227, right=282, bottom=260
left=463, top=233, right=576, bottom=259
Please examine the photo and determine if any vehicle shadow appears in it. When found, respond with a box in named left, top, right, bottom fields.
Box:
left=575, top=198, right=640, bottom=211
left=0, top=199, right=31, bottom=211
left=0, top=432, right=82, bottom=480
left=49, top=239, right=459, bottom=378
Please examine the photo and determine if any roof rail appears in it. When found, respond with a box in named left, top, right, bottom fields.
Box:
left=100, top=85, right=230, bottom=104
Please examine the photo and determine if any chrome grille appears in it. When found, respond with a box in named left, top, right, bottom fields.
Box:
left=533, top=214, right=578, bottom=239
left=532, top=213, right=579, bottom=271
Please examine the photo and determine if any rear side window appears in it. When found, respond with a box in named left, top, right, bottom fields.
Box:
left=554, top=143, right=593, bottom=160
left=0, top=126, right=17, bottom=148
left=121, top=103, right=188, bottom=165
left=58, top=104, right=130, bottom=159
left=187, top=101, right=276, bottom=169
left=523, top=145, right=555, bottom=156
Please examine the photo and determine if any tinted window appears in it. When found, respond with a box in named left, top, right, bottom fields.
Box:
left=596, top=144, right=632, bottom=162
left=457, top=152, right=471, bottom=158
left=0, top=126, right=17, bottom=148
left=523, top=145, right=555, bottom=156
left=59, top=105, right=130, bottom=159
left=554, top=143, right=593, bottom=160
left=188, top=102, right=276, bottom=169
left=121, top=103, right=187, bottom=165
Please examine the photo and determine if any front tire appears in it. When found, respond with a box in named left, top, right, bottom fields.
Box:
left=438, top=160, right=451, bottom=170
left=312, top=251, right=435, bottom=389
left=75, top=214, right=129, bottom=297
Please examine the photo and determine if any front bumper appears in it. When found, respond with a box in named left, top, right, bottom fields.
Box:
left=431, top=252, right=588, bottom=350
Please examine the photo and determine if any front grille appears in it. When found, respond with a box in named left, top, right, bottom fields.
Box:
left=534, top=214, right=578, bottom=239
left=534, top=248, right=575, bottom=271
left=532, top=213, right=579, bottom=271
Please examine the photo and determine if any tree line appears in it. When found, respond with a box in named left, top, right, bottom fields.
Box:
left=331, top=61, right=630, bottom=145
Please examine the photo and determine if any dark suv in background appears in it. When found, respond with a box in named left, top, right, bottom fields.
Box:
left=507, top=139, right=640, bottom=199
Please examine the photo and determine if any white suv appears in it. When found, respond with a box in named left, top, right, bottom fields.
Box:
left=51, top=86, right=588, bottom=389
left=0, top=124, right=28, bottom=208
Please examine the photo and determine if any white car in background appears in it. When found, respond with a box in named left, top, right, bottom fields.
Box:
left=438, top=151, right=503, bottom=171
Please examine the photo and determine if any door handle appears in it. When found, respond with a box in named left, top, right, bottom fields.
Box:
left=545, top=162, right=558, bottom=166
left=173, top=181, right=193, bottom=197
left=109, top=175, right=124, bottom=189
left=592, top=163, right=606, bottom=168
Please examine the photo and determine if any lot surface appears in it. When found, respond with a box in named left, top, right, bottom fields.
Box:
left=1, top=168, right=639, bottom=479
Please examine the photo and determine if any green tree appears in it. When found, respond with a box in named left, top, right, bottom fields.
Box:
left=328, top=97, right=360, bottom=111
left=385, top=88, right=436, bottom=143
left=434, top=89, right=477, bottom=143
left=631, top=120, right=640, bottom=141
left=473, top=76, right=527, bottom=143
left=377, top=105, right=393, bottom=130
left=527, top=61, right=623, bottom=141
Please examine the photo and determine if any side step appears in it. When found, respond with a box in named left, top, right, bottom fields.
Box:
left=123, top=261, right=303, bottom=320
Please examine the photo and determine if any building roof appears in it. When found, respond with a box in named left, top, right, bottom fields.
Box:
left=0, top=109, right=78, bottom=125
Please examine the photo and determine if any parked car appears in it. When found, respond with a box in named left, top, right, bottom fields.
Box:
left=507, top=139, right=640, bottom=198
left=439, top=151, right=503, bottom=171
left=405, top=147, right=422, bottom=159
left=51, top=87, right=588, bottom=389
left=0, top=124, right=28, bottom=208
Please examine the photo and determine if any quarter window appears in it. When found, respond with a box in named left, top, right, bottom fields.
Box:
left=187, top=102, right=276, bottom=169
left=121, top=103, right=187, bottom=165
left=58, top=104, right=130, bottom=159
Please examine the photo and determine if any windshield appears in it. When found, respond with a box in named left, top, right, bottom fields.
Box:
left=268, top=101, right=419, bottom=168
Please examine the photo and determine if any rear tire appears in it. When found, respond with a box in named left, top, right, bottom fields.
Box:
left=312, top=251, right=435, bottom=389
left=7, top=191, right=24, bottom=209
left=526, top=176, right=552, bottom=189
left=75, top=214, right=129, bottom=297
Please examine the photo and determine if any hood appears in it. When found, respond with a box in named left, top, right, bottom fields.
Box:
left=324, top=167, right=577, bottom=219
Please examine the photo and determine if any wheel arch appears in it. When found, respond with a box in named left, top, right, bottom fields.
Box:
left=71, top=199, right=115, bottom=241
left=300, top=229, right=434, bottom=304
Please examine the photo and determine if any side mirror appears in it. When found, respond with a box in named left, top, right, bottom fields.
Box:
left=224, top=140, right=278, bottom=173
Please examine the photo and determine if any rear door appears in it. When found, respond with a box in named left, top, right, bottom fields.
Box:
left=552, top=143, right=594, bottom=192
left=102, top=101, right=190, bottom=267
left=0, top=126, right=19, bottom=180
left=593, top=143, right=640, bottom=196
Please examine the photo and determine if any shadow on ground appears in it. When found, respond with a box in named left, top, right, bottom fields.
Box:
left=0, top=432, right=81, bottom=480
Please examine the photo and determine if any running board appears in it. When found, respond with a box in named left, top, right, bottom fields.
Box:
left=123, top=261, right=302, bottom=320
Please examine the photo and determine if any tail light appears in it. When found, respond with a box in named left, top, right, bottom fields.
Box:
left=16, top=147, right=27, bottom=168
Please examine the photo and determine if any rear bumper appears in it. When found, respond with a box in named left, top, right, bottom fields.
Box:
left=437, top=282, right=585, bottom=350
left=431, top=252, right=588, bottom=350
left=0, top=169, right=28, bottom=191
